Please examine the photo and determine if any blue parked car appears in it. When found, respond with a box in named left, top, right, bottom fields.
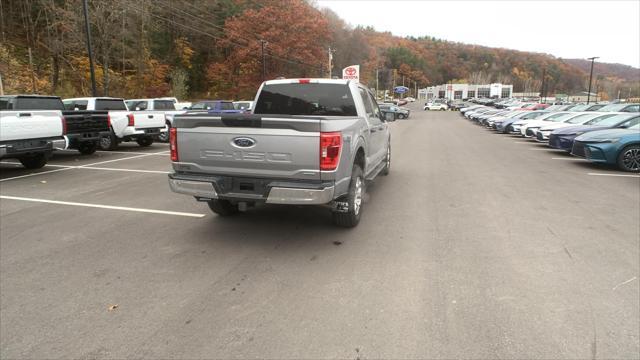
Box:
left=189, top=100, right=244, bottom=114
left=571, top=124, right=640, bottom=172
left=549, top=113, right=639, bottom=152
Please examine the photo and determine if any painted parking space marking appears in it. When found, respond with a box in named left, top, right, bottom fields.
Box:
left=0, top=152, right=168, bottom=182
left=551, top=157, right=586, bottom=161
left=587, top=173, right=640, bottom=178
left=0, top=195, right=205, bottom=218
left=57, top=149, right=169, bottom=156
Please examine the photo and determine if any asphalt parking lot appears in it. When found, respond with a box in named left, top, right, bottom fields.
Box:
left=1, top=106, right=638, bottom=359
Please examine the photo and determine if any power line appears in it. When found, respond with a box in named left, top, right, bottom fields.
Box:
left=122, top=2, right=323, bottom=73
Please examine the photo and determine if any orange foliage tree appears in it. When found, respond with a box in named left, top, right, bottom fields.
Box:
left=207, top=0, right=331, bottom=99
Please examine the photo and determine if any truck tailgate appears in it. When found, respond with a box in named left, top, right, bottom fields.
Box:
left=173, top=114, right=320, bottom=180
left=133, top=111, right=165, bottom=129
left=0, top=110, right=63, bottom=142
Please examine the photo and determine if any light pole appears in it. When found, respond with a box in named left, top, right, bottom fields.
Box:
left=586, top=56, right=599, bottom=104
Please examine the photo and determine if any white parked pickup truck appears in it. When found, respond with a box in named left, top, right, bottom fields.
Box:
left=1, top=96, right=65, bottom=168
left=125, top=98, right=187, bottom=142
left=63, top=97, right=166, bottom=150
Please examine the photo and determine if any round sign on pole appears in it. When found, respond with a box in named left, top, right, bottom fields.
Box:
left=394, top=86, right=409, bottom=94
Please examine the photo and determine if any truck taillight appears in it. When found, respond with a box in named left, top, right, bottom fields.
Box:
left=320, top=132, right=341, bottom=171
left=107, top=114, right=111, bottom=128
left=61, top=116, right=67, bottom=135
left=127, top=113, right=135, bottom=127
left=169, top=127, right=178, bottom=162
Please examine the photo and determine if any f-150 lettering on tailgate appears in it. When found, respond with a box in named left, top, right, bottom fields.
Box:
left=200, top=149, right=292, bottom=163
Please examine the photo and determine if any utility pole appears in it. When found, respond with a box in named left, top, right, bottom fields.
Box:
left=327, top=47, right=334, bottom=78
left=539, top=68, right=546, bottom=103
left=28, top=47, right=36, bottom=93
left=82, top=0, right=97, bottom=96
left=586, top=56, right=599, bottom=104
left=392, top=69, right=397, bottom=100
left=375, top=68, right=379, bottom=98
left=260, top=40, right=267, bottom=81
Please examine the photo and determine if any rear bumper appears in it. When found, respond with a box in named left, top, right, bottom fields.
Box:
left=168, top=173, right=335, bottom=205
left=122, top=126, right=162, bottom=137
left=0, top=138, right=55, bottom=159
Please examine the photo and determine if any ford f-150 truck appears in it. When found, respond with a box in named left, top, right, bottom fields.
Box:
left=168, top=78, right=393, bottom=227
left=63, top=97, right=166, bottom=150
left=1, top=95, right=110, bottom=157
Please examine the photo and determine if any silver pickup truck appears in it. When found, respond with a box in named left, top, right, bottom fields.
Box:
left=168, top=78, right=392, bottom=227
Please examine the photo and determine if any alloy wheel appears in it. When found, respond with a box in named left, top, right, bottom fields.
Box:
left=622, top=148, right=640, bottom=171
left=353, top=177, right=363, bottom=215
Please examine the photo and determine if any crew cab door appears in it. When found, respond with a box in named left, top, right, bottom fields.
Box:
left=358, top=87, right=387, bottom=173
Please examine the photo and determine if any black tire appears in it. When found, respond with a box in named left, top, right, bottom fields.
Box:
left=78, top=141, right=97, bottom=155
left=398, top=114, right=405, bottom=119
left=99, top=131, right=118, bottom=151
left=136, top=136, right=154, bottom=147
left=332, top=164, right=364, bottom=228
left=617, top=145, right=640, bottom=172
left=207, top=199, right=239, bottom=216
left=157, top=123, right=170, bottom=142
left=381, top=143, right=391, bottom=176
left=19, top=153, right=47, bottom=169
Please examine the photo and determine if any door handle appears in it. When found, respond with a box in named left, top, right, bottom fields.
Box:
left=18, top=113, right=32, bottom=117
left=370, top=128, right=378, bottom=133
left=148, top=115, right=154, bottom=118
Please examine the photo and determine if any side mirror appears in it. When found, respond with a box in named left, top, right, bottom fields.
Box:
left=206, top=106, right=212, bottom=110
left=135, top=107, right=141, bottom=111
left=384, top=112, right=395, bottom=122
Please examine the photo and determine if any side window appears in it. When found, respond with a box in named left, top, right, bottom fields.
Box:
left=619, top=117, right=639, bottom=128
left=623, top=105, right=639, bottom=112
left=368, top=92, right=382, bottom=121
left=359, top=88, right=373, bottom=116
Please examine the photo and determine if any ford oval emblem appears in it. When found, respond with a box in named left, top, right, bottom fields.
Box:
left=232, top=137, right=256, bottom=148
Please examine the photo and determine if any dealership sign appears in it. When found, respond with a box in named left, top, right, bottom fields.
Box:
left=342, top=65, right=360, bottom=82
left=394, top=86, right=409, bottom=94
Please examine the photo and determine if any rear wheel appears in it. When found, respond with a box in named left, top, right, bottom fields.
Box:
left=19, top=153, right=47, bottom=169
left=332, top=164, right=364, bottom=228
left=207, top=199, right=239, bottom=216
left=136, top=136, right=153, bottom=147
left=617, top=145, right=640, bottom=172
left=157, top=123, right=170, bottom=142
left=99, top=132, right=118, bottom=151
left=78, top=141, right=97, bottom=155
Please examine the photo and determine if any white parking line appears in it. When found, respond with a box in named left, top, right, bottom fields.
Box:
left=57, top=149, right=168, bottom=156
left=587, top=173, right=640, bottom=178
left=0, top=152, right=166, bottom=182
left=0, top=195, right=205, bottom=218
left=551, top=157, right=586, bottom=161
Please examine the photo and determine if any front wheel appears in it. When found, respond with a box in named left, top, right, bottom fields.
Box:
left=78, top=141, right=97, bottom=155
left=398, top=114, right=405, bottom=119
left=19, top=153, right=47, bottom=169
left=617, top=145, right=640, bottom=172
left=207, top=199, right=239, bottom=216
left=332, top=164, right=364, bottom=228
left=136, top=136, right=154, bottom=147
left=381, top=143, right=391, bottom=176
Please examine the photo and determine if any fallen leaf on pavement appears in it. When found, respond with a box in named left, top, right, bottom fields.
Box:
left=108, top=304, right=119, bottom=311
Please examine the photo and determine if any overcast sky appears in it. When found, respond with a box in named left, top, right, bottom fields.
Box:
left=316, top=0, right=640, bottom=68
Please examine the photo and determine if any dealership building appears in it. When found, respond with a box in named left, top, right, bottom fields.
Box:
left=418, top=83, right=513, bottom=100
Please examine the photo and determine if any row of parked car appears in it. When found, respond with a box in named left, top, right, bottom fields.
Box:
left=460, top=101, right=640, bottom=172
left=0, top=94, right=255, bottom=169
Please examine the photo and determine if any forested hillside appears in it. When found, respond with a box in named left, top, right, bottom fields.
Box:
left=1, top=0, right=638, bottom=100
